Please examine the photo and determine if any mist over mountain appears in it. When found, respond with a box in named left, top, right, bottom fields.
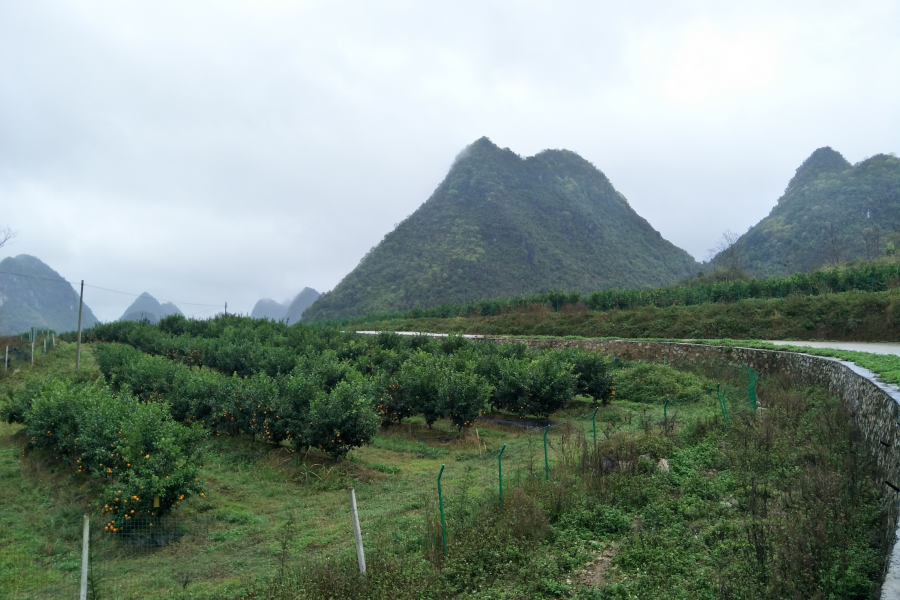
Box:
left=0, top=254, right=99, bottom=334
left=712, top=148, right=900, bottom=275
left=119, top=292, right=183, bottom=324
left=285, top=288, right=320, bottom=324
left=304, top=137, right=699, bottom=321
left=250, top=298, right=289, bottom=321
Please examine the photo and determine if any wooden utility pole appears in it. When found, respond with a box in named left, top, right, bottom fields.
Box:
left=76, top=280, right=84, bottom=371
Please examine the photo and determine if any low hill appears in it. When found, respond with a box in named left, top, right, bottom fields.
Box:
left=714, top=148, right=900, bottom=276
left=284, top=288, right=320, bottom=324
left=0, top=254, right=99, bottom=334
left=119, top=292, right=183, bottom=324
left=304, top=137, right=699, bottom=321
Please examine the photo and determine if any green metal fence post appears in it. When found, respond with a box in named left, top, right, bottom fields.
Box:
left=437, top=464, right=447, bottom=555
left=498, top=444, right=507, bottom=506
left=664, top=398, right=669, bottom=437
left=591, top=407, right=599, bottom=445
left=748, top=368, right=759, bottom=412
left=543, top=425, right=551, bottom=482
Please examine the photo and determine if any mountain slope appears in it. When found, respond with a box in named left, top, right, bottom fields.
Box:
left=0, top=254, right=99, bottom=334
left=284, top=288, right=320, bottom=324
left=304, top=137, right=699, bottom=321
left=119, top=292, right=183, bottom=324
left=251, top=298, right=289, bottom=321
left=717, top=148, right=900, bottom=276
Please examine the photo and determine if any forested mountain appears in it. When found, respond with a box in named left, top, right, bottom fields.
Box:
left=304, top=137, right=699, bottom=321
left=250, top=298, right=289, bottom=320
left=119, top=292, right=183, bottom=324
left=713, top=148, right=900, bottom=276
left=284, top=288, right=320, bottom=324
left=0, top=254, right=99, bottom=334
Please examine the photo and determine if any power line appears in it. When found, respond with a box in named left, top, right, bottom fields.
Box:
left=0, top=269, right=222, bottom=308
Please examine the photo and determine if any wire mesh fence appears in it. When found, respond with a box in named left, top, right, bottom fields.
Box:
left=4, top=516, right=212, bottom=600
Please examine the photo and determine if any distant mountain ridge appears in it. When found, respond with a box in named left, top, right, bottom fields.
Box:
left=304, top=137, right=698, bottom=321
left=119, top=292, right=183, bottom=324
left=250, top=298, right=289, bottom=321
left=284, top=288, right=320, bottom=324
left=0, top=254, right=99, bottom=334
left=713, top=148, right=900, bottom=275
left=251, top=288, right=320, bottom=323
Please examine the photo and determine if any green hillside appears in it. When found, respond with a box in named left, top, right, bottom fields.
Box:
left=305, top=138, right=698, bottom=321
left=718, top=148, right=900, bottom=276
left=0, top=254, right=99, bottom=334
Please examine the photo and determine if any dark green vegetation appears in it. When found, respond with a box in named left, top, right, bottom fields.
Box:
left=712, top=148, right=900, bottom=276
left=313, top=261, right=900, bottom=331
left=0, top=254, right=99, bottom=335
left=361, top=288, right=900, bottom=343
left=0, top=335, right=886, bottom=599
left=304, top=137, right=698, bottom=321
left=119, top=292, right=183, bottom=323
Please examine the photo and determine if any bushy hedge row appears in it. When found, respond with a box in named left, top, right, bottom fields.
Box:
left=317, top=262, right=900, bottom=325
left=1, top=378, right=205, bottom=531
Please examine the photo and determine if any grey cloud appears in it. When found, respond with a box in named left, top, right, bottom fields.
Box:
left=1, top=0, right=898, bottom=320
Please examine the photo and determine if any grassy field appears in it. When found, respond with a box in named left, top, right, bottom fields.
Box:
left=0, top=341, right=889, bottom=599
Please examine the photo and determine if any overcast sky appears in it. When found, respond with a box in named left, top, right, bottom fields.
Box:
left=1, top=1, right=898, bottom=321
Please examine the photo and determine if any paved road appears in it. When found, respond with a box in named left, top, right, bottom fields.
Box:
left=765, top=340, right=900, bottom=356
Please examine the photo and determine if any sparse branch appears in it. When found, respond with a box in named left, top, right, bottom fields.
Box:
left=0, top=227, right=17, bottom=249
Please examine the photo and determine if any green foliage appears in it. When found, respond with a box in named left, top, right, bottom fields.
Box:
left=489, top=352, right=576, bottom=418
left=302, top=376, right=379, bottom=458
left=439, top=367, right=492, bottom=429
left=303, top=137, right=698, bottom=322
left=567, top=347, right=614, bottom=404
left=394, top=351, right=445, bottom=427
left=609, top=363, right=707, bottom=404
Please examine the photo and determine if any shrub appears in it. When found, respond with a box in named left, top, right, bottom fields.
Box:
left=615, top=363, right=707, bottom=404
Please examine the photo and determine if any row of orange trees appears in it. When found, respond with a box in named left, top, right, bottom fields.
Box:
left=80, top=316, right=613, bottom=447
